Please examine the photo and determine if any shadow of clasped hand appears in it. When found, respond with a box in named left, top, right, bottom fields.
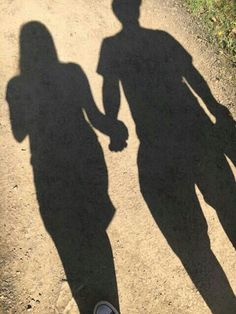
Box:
left=109, top=119, right=128, bottom=152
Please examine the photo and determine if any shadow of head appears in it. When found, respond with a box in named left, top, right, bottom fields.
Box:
left=112, top=0, right=142, bottom=25
left=20, top=21, right=58, bottom=74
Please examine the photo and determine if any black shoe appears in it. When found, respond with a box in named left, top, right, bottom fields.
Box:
left=93, top=301, right=119, bottom=314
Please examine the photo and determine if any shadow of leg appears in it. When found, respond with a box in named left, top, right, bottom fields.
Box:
left=34, top=164, right=119, bottom=314
left=197, top=155, right=236, bottom=249
left=140, top=173, right=236, bottom=314
left=179, top=244, right=236, bottom=314
left=73, top=231, right=119, bottom=314
left=41, top=209, right=119, bottom=314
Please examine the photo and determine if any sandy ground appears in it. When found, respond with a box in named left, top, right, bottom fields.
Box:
left=0, top=0, right=235, bottom=313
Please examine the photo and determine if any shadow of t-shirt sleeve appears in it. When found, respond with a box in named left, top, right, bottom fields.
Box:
left=97, top=38, right=119, bottom=78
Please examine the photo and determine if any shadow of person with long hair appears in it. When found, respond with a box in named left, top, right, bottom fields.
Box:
left=6, top=21, right=127, bottom=313
left=97, top=1, right=236, bottom=313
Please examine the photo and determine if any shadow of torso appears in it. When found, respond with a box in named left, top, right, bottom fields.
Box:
left=99, top=29, right=216, bottom=176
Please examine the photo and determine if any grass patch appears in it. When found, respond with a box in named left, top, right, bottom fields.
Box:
left=185, top=0, right=236, bottom=64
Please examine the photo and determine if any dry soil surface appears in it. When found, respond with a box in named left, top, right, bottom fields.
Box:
left=0, top=1, right=235, bottom=314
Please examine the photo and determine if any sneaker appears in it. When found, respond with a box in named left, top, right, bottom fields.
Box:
left=93, top=301, right=119, bottom=314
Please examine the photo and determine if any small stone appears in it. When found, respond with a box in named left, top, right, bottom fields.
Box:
left=26, top=304, right=32, bottom=311
left=210, top=16, right=217, bottom=23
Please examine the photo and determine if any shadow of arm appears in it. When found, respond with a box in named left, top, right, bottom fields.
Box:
left=184, top=63, right=231, bottom=119
left=101, top=76, right=128, bottom=151
left=71, top=63, right=128, bottom=149
left=6, top=78, right=28, bottom=142
left=185, top=65, right=236, bottom=163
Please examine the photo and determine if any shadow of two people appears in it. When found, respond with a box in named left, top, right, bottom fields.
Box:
left=6, top=0, right=236, bottom=313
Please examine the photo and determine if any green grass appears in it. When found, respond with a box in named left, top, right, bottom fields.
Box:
left=185, top=0, right=236, bottom=64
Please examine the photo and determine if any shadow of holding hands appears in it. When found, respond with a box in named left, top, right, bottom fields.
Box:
left=97, top=0, right=236, bottom=313
left=6, top=21, right=128, bottom=313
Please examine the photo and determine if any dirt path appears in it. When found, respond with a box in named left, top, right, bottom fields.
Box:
left=0, top=1, right=235, bottom=313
